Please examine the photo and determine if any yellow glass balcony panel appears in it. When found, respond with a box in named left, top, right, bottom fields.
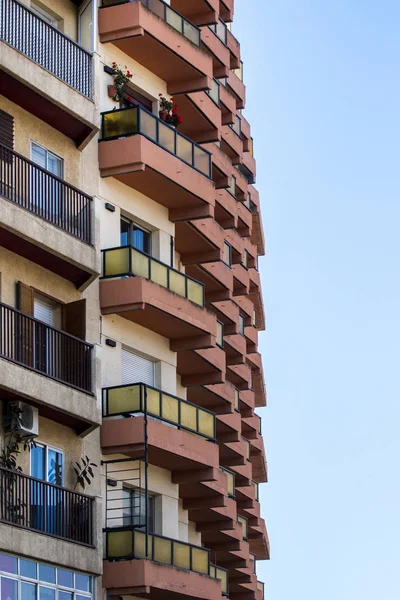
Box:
left=187, top=279, right=203, bottom=306
left=192, top=547, right=209, bottom=574
left=103, top=107, right=138, bottom=139
left=234, top=388, right=240, bottom=410
left=107, top=384, right=141, bottom=415
left=153, top=536, right=172, bottom=564
left=216, top=568, right=228, bottom=595
left=198, top=409, right=214, bottom=438
left=217, top=321, right=224, bottom=346
left=173, top=541, right=191, bottom=570
left=176, top=135, right=193, bottom=165
left=151, top=259, right=168, bottom=288
left=159, top=121, right=175, bottom=154
left=107, top=530, right=132, bottom=558
left=104, top=247, right=130, bottom=277
left=147, top=387, right=161, bottom=417
left=161, top=394, right=179, bottom=424
left=131, top=248, right=149, bottom=278
left=169, top=269, right=187, bottom=298
left=134, top=530, right=152, bottom=559
left=140, top=109, right=157, bottom=141
left=238, top=515, right=248, bottom=539
left=180, top=402, right=197, bottom=431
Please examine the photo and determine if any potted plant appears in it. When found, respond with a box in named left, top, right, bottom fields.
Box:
left=158, top=94, right=183, bottom=128
left=109, top=62, right=133, bottom=102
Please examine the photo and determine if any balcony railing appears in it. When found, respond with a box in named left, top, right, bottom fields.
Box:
left=237, top=514, right=248, bottom=540
left=257, top=580, right=265, bottom=599
left=0, top=144, right=92, bottom=244
left=217, top=320, right=224, bottom=348
left=210, top=563, right=229, bottom=596
left=101, top=0, right=201, bottom=46
left=252, top=480, right=260, bottom=501
left=1, top=0, right=93, bottom=98
left=100, top=106, right=212, bottom=178
left=221, top=466, right=235, bottom=498
left=234, top=61, right=244, bottom=82
left=209, top=17, right=228, bottom=45
left=0, top=466, right=94, bottom=546
left=230, top=114, right=242, bottom=137
left=0, top=302, right=93, bottom=393
left=234, top=388, right=240, bottom=410
left=103, top=382, right=216, bottom=440
left=106, top=528, right=210, bottom=574
left=206, top=78, right=221, bottom=106
left=102, top=246, right=205, bottom=307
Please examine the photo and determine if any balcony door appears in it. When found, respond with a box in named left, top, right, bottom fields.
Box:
left=33, top=294, right=61, bottom=377
left=30, top=444, right=64, bottom=536
left=29, top=142, right=63, bottom=222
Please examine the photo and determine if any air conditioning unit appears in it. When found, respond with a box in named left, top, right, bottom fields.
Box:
left=4, top=401, right=39, bottom=437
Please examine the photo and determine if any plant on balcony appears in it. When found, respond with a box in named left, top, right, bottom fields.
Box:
left=109, top=62, right=133, bottom=102
left=73, top=455, right=97, bottom=491
left=159, top=94, right=183, bottom=128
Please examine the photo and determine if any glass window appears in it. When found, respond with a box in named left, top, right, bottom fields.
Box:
left=239, top=315, right=245, bottom=336
left=120, top=217, right=151, bottom=255
left=223, top=242, right=232, bottom=267
left=30, top=143, right=63, bottom=178
left=122, top=489, right=154, bottom=533
left=1, top=578, right=17, bottom=600
left=75, top=576, right=91, bottom=593
left=21, top=583, right=36, bottom=600
left=0, top=556, right=17, bottom=575
left=38, top=589, right=54, bottom=600
left=30, top=3, right=58, bottom=28
left=31, top=445, right=63, bottom=485
left=57, top=571, right=73, bottom=589
left=38, top=566, right=55, bottom=585
left=78, top=0, right=93, bottom=52
left=20, top=561, right=36, bottom=580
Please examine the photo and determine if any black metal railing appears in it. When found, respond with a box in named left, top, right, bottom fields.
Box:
left=101, top=0, right=201, bottom=46
left=0, top=144, right=92, bottom=244
left=0, top=466, right=94, bottom=545
left=0, top=0, right=93, bottom=98
left=103, top=382, right=216, bottom=440
left=100, top=106, right=212, bottom=178
left=101, top=245, right=206, bottom=307
left=0, top=302, right=93, bottom=393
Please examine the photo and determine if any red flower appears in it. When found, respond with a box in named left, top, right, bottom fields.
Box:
left=127, top=71, right=132, bottom=77
left=170, top=97, right=174, bottom=101
left=172, top=104, right=178, bottom=114
left=177, top=116, right=183, bottom=124
left=159, top=93, right=163, bottom=96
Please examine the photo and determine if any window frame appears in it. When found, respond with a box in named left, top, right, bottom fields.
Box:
left=78, top=0, right=96, bottom=53
left=30, top=443, right=65, bottom=487
left=238, top=314, right=245, bottom=336
left=120, top=216, right=152, bottom=256
left=30, top=141, right=63, bottom=179
left=122, top=488, right=155, bottom=533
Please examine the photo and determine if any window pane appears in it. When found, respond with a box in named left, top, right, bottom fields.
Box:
left=48, top=450, right=63, bottom=485
left=21, top=582, right=36, bottom=600
left=133, top=227, right=150, bottom=254
left=20, top=560, right=37, bottom=579
left=75, top=575, right=91, bottom=593
left=120, top=218, right=130, bottom=247
left=59, top=593, right=72, bottom=600
left=0, top=555, right=17, bottom=574
left=79, top=0, right=93, bottom=52
left=39, top=565, right=55, bottom=584
left=57, top=570, right=73, bottom=588
left=1, top=578, right=17, bottom=600
left=31, top=446, right=45, bottom=480
left=39, top=589, right=54, bottom=600
left=46, top=153, right=62, bottom=178
left=31, top=143, right=47, bottom=169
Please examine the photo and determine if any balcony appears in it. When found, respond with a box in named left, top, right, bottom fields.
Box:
left=176, top=81, right=222, bottom=144
left=203, top=141, right=233, bottom=189
left=201, top=21, right=230, bottom=78
left=223, top=69, right=246, bottom=110
left=0, top=145, right=98, bottom=288
left=99, top=107, right=215, bottom=221
left=0, top=302, right=98, bottom=432
left=227, top=30, right=241, bottom=69
left=175, top=218, right=225, bottom=265
left=215, top=188, right=238, bottom=229
left=170, top=0, right=219, bottom=26
left=177, top=344, right=226, bottom=385
left=187, top=380, right=237, bottom=414
left=0, top=466, right=94, bottom=545
left=104, top=530, right=227, bottom=600
left=99, top=0, right=213, bottom=95
left=103, top=382, right=216, bottom=440
left=219, top=0, right=234, bottom=22
left=222, top=124, right=243, bottom=165
left=186, top=260, right=233, bottom=303
left=0, top=0, right=97, bottom=147
left=101, top=246, right=219, bottom=350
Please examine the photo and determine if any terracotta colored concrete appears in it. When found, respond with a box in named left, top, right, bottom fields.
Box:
left=215, top=188, right=238, bottom=229
left=227, top=70, right=246, bottom=109
left=233, top=264, right=250, bottom=296
left=224, top=333, right=247, bottom=365
left=221, top=125, right=243, bottom=165
left=243, top=150, right=257, bottom=181
left=219, top=0, right=234, bottom=22
left=227, top=30, right=241, bottom=70
left=237, top=201, right=253, bottom=237
left=99, top=135, right=215, bottom=222
left=244, top=326, right=258, bottom=354
left=175, top=218, right=225, bottom=265
left=177, top=345, right=226, bottom=386
left=204, top=142, right=233, bottom=189
left=186, top=261, right=233, bottom=302
left=226, top=361, right=252, bottom=389
left=171, top=0, right=219, bottom=26
left=216, top=410, right=241, bottom=442
left=99, top=2, right=213, bottom=94
left=220, top=84, right=237, bottom=124
left=100, top=277, right=217, bottom=350
left=187, top=381, right=235, bottom=414
left=211, top=299, right=239, bottom=335
left=201, top=27, right=230, bottom=78
left=235, top=168, right=249, bottom=202
left=176, top=91, right=222, bottom=143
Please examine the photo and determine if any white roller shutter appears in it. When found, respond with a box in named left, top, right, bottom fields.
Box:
left=33, top=297, right=54, bottom=326
left=121, top=349, right=155, bottom=386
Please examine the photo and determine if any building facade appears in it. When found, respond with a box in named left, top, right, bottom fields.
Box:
left=0, top=1, right=268, bottom=600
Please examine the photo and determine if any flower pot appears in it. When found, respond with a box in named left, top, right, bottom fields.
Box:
left=108, top=85, right=117, bottom=100
left=159, top=110, right=169, bottom=121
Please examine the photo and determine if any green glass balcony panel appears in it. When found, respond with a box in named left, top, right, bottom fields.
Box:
left=187, top=278, right=204, bottom=306
left=180, top=401, right=197, bottom=431
left=104, top=247, right=130, bottom=277
left=154, top=535, right=173, bottom=564
left=183, top=19, right=200, bottom=45
left=134, top=530, right=152, bottom=559
left=173, top=541, right=191, bottom=570
left=107, top=384, right=142, bottom=415
left=131, top=248, right=150, bottom=278
left=234, top=388, right=240, bottom=410
left=159, top=121, right=175, bottom=154
left=217, top=321, right=224, bottom=347
left=237, top=514, right=248, bottom=540
left=221, top=467, right=235, bottom=497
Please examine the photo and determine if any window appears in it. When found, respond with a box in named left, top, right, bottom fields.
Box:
left=30, top=143, right=63, bottom=216
left=239, top=314, right=245, bottom=336
left=31, top=143, right=63, bottom=178
left=121, top=349, right=155, bottom=386
left=120, top=217, right=151, bottom=255
left=30, top=3, right=59, bottom=28
left=121, top=89, right=153, bottom=112
left=223, top=242, right=232, bottom=267
left=31, top=444, right=64, bottom=485
left=122, top=489, right=154, bottom=533
left=0, top=554, right=93, bottom=600
left=78, top=0, right=94, bottom=52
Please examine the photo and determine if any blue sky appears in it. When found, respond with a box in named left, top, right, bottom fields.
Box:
left=234, top=1, right=400, bottom=598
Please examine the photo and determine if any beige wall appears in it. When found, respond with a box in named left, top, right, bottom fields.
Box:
left=27, top=0, right=79, bottom=40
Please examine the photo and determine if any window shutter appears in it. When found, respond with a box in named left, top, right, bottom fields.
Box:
left=63, top=299, right=86, bottom=340
left=33, top=297, right=54, bottom=325
left=121, top=349, right=155, bottom=386
left=17, top=282, right=33, bottom=316
left=0, top=110, right=14, bottom=150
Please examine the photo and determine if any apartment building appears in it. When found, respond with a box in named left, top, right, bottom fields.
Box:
left=0, top=1, right=268, bottom=600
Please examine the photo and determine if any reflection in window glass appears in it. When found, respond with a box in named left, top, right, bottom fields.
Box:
left=75, top=576, right=91, bottom=593
left=57, top=571, right=73, bottom=589
left=1, top=578, right=17, bottom=600
left=59, top=592, right=72, bottom=600
left=20, top=561, right=37, bottom=580
left=0, top=555, right=17, bottom=574
left=21, top=583, right=36, bottom=600
left=38, top=566, right=55, bottom=585
left=39, top=588, right=54, bottom=600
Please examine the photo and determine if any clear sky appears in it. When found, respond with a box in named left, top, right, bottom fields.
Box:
left=234, top=1, right=400, bottom=598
